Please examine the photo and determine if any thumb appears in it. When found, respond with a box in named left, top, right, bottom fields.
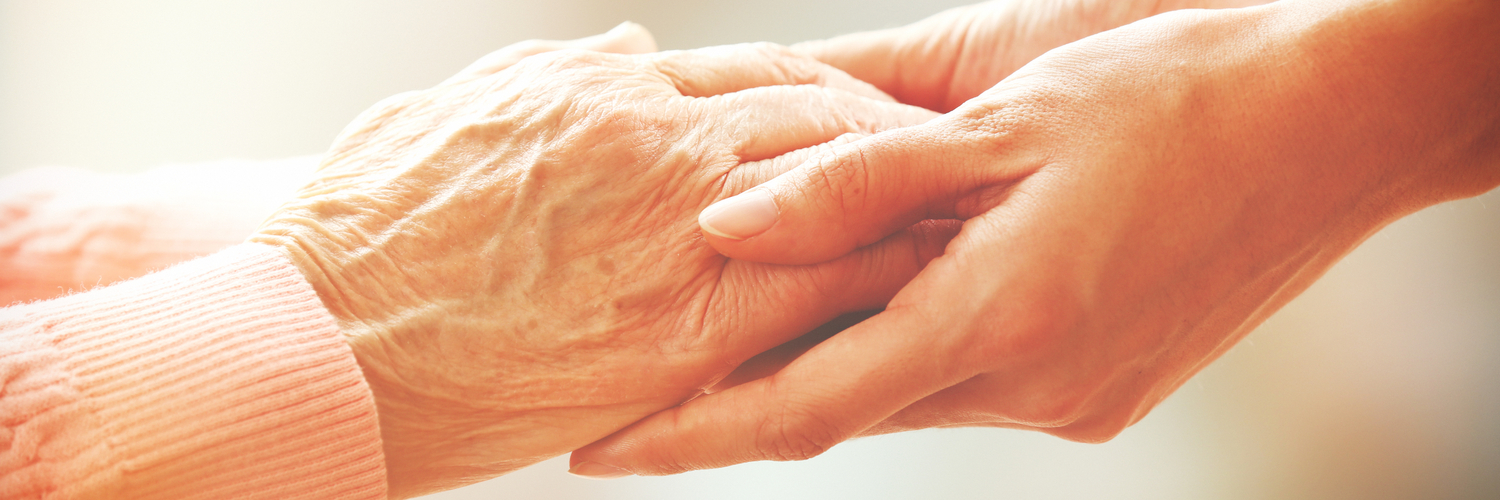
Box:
left=697, top=116, right=1012, bottom=265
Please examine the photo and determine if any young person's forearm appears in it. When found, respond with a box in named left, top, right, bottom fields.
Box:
left=1274, top=0, right=1500, bottom=205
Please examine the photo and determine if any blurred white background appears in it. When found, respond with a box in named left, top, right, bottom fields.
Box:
left=3, top=1, right=1497, bottom=498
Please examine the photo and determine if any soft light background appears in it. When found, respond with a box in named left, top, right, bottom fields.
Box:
left=3, top=1, right=1496, bottom=499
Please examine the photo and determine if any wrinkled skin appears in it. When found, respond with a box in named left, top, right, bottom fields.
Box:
left=250, top=40, right=954, bottom=497
left=0, top=22, right=660, bottom=306
left=573, top=0, right=1500, bottom=475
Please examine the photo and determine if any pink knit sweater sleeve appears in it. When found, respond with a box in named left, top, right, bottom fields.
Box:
left=0, top=243, right=387, bottom=499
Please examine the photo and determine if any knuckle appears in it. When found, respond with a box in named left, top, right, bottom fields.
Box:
left=646, top=455, right=698, bottom=477
left=629, top=411, right=710, bottom=477
left=947, top=101, right=1031, bottom=158
left=755, top=405, right=843, bottom=462
left=802, top=149, right=858, bottom=196
left=763, top=429, right=834, bottom=463
left=795, top=149, right=867, bottom=236
left=943, top=83, right=1073, bottom=166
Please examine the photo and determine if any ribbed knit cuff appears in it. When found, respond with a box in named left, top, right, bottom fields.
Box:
left=0, top=243, right=386, bottom=499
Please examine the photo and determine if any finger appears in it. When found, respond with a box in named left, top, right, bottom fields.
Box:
left=790, top=3, right=988, bottom=111
left=727, top=133, right=866, bottom=195
left=698, top=112, right=1039, bottom=265
left=649, top=42, right=892, bottom=101
left=706, top=218, right=959, bottom=360
left=860, top=368, right=1164, bottom=445
left=570, top=277, right=973, bottom=476
left=792, top=1, right=1237, bottom=112
left=854, top=375, right=1016, bottom=437
left=791, top=25, right=938, bottom=109
left=443, top=21, right=658, bottom=86
left=704, top=310, right=877, bottom=395
left=705, top=85, right=938, bottom=163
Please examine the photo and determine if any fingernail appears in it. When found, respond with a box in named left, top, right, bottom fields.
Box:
left=699, top=190, right=779, bottom=240
left=569, top=461, right=633, bottom=479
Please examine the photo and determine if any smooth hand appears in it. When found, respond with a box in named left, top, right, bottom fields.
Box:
left=794, top=0, right=1270, bottom=112
left=573, top=0, right=1500, bottom=475
left=250, top=33, right=953, bottom=498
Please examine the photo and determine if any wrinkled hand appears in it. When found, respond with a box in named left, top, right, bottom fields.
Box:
left=794, top=0, right=1269, bottom=112
left=249, top=29, right=953, bottom=498
left=0, top=23, right=657, bottom=305
left=573, top=0, right=1500, bottom=475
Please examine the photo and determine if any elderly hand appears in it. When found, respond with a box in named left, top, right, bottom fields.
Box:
left=793, top=0, right=1269, bottom=112
left=249, top=34, right=951, bottom=497
left=571, top=0, right=1500, bottom=475
left=0, top=22, right=657, bottom=306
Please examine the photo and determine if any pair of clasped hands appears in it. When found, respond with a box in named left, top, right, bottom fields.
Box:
left=248, top=0, right=1500, bottom=497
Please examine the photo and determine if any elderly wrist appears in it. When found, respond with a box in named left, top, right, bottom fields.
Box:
left=247, top=201, right=407, bottom=330
left=250, top=221, right=432, bottom=495
left=249, top=224, right=353, bottom=319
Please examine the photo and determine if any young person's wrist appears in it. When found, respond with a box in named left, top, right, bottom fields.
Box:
left=1276, top=0, right=1500, bottom=206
